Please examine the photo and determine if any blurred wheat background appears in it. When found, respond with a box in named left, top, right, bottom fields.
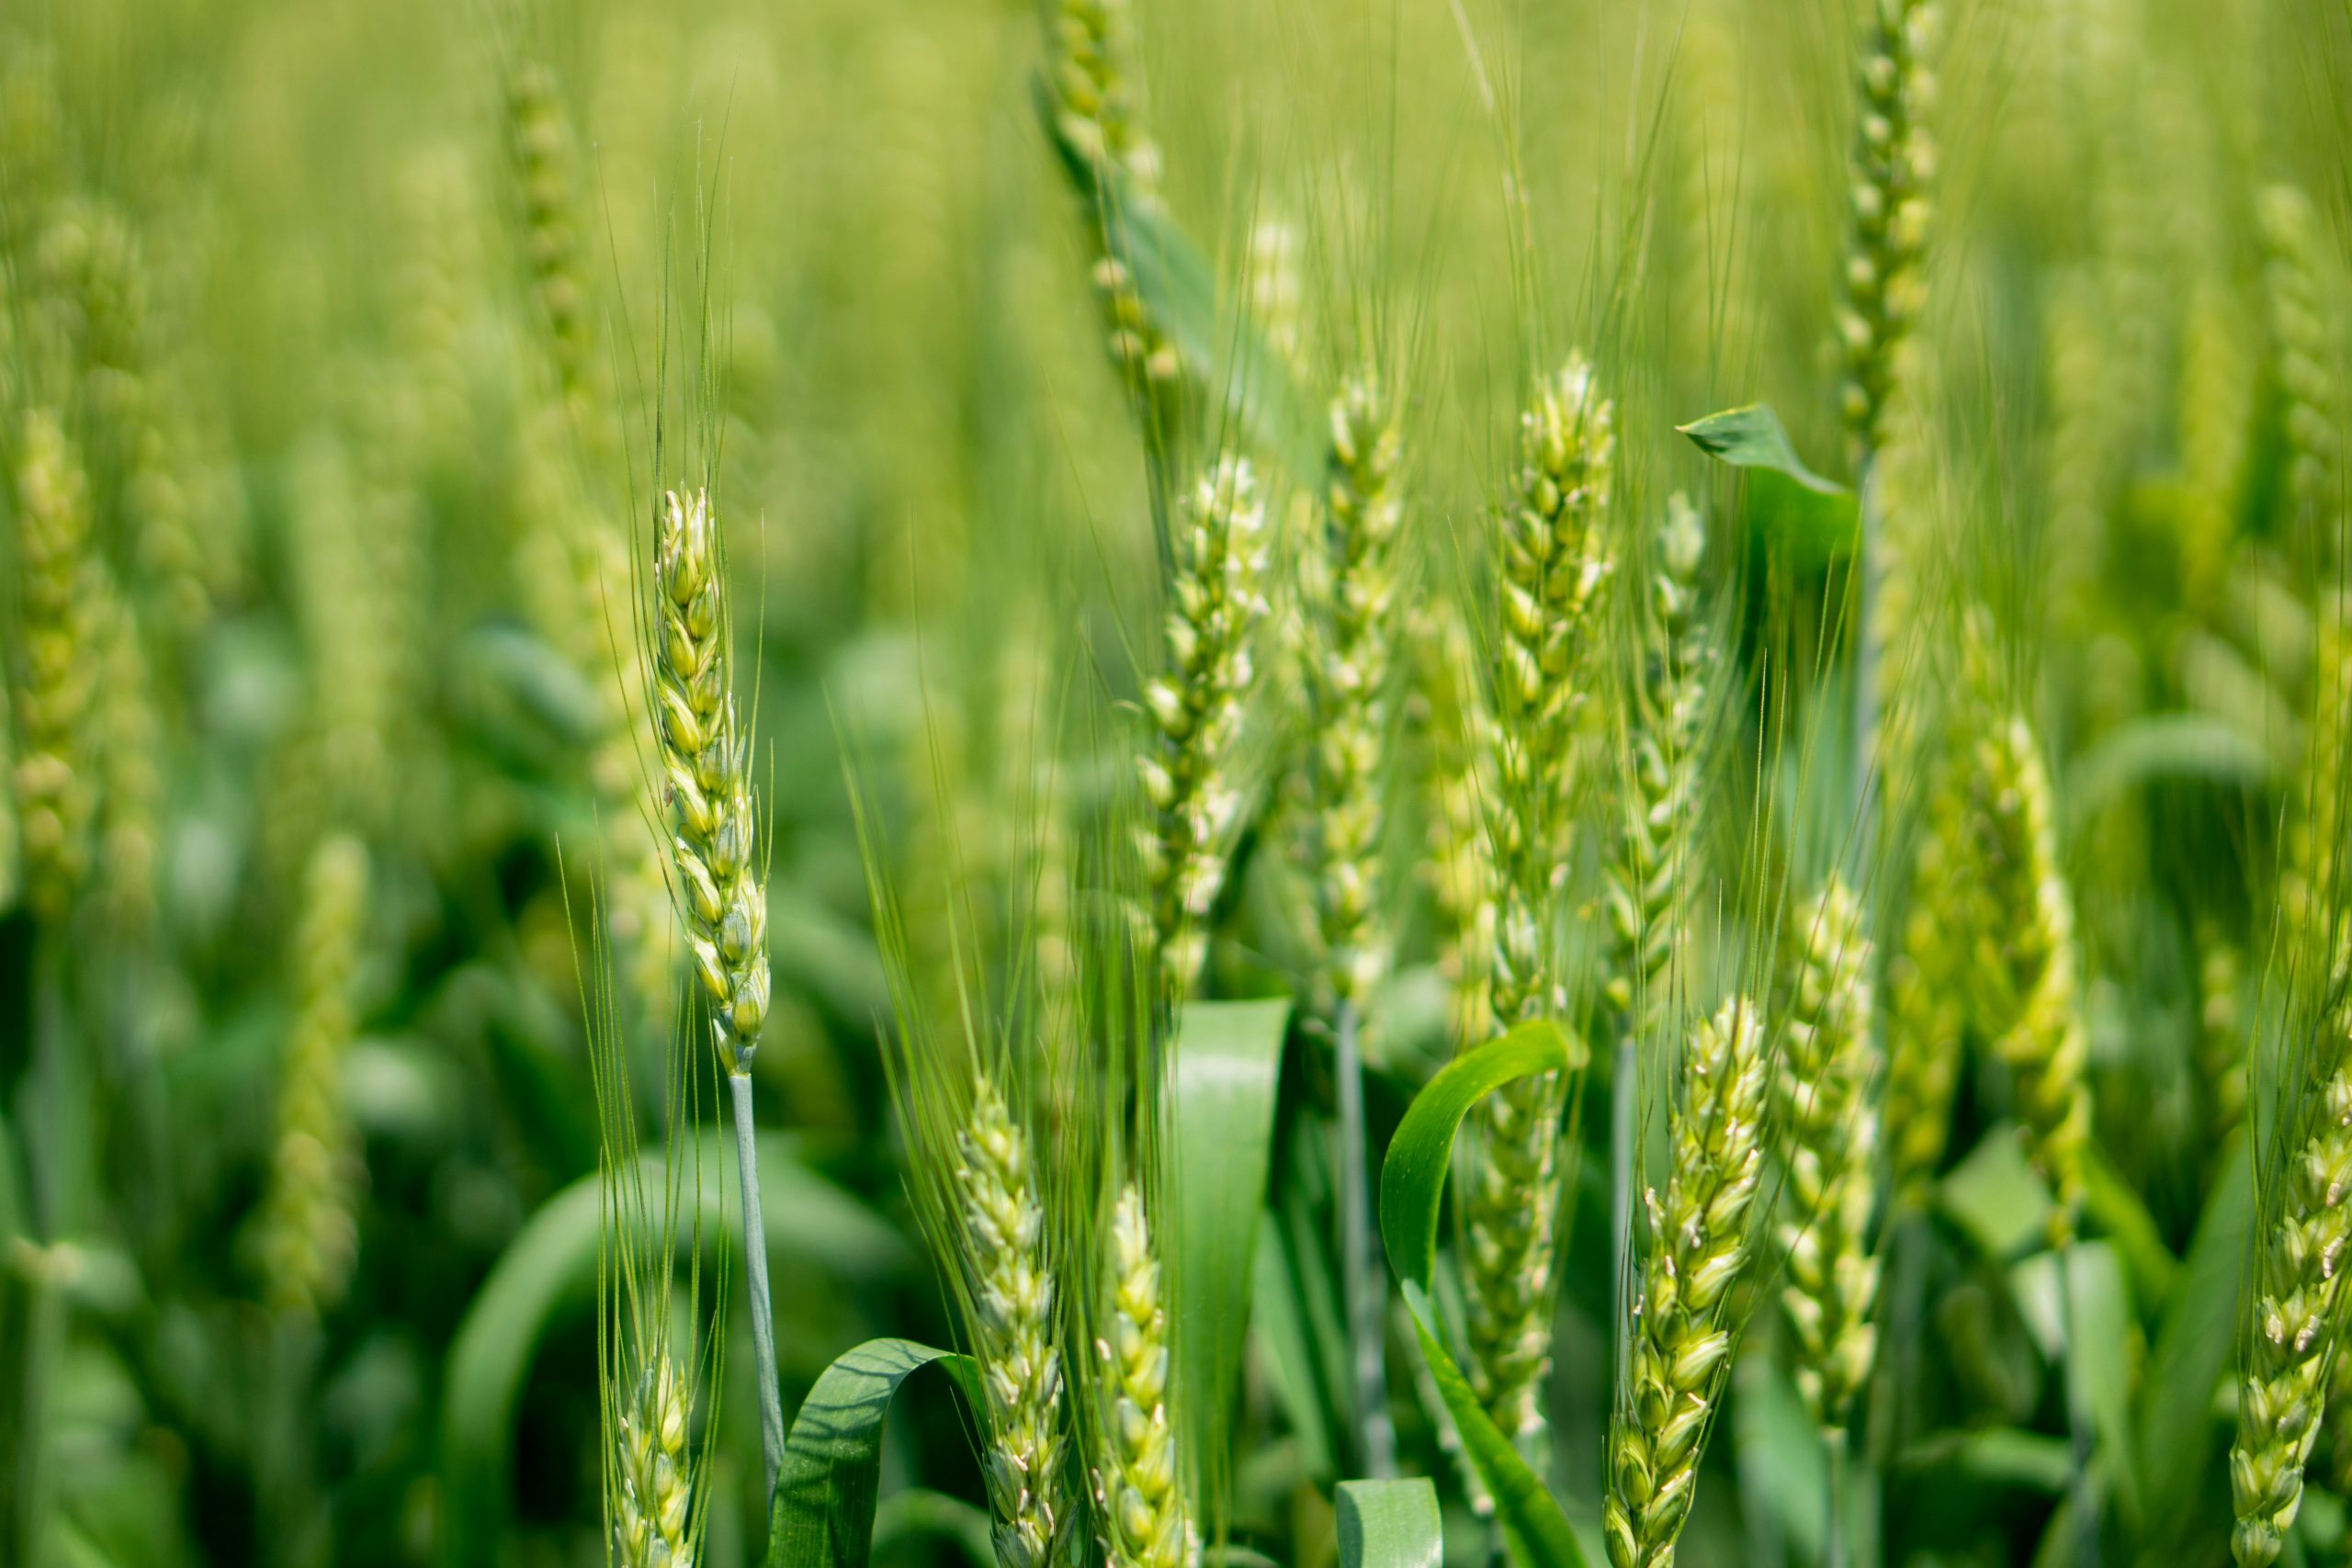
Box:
left=3, top=1, right=2350, bottom=1567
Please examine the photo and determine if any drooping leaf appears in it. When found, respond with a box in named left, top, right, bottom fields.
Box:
left=1900, top=1427, right=2076, bottom=1494
left=1677, top=405, right=1848, bottom=493
left=1378, top=1021, right=1586, bottom=1568
left=765, top=1338, right=983, bottom=1568
left=2082, top=1149, right=2178, bottom=1310
left=1251, top=1221, right=1340, bottom=1483
left=2064, top=714, right=2273, bottom=832
left=1730, top=1351, right=1828, bottom=1565
left=1167, top=998, right=1291, bottom=1507
left=1939, top=1127, right=2053, bottom=1261
left=1678, top=403, right=1859, bottom=570
left=1036, top=85, right=1324, bottom=484
left=439, top=1138, right=909, bottom=1565
left=2062, top=1242, right=2138, bottom=1525
left=1337, top=1478, right=1443, bottom=1568
left=871, top=1488, right=996, bottom=1568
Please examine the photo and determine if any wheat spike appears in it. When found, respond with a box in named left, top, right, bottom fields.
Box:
left=1884, top=703, right=1971, bottom=1203
left=1962, top=708, right=2091, bottom=1244
left=94, top=580, right=161, bottom=938
left=1457, top=355, right=1614, bottom=1450
left=1418, top=603, right=1499, bottom=1052
left=1604, top=494, right=1713, bottom=1046
left=1839, top=0, right=1939, bottom=471
left=258, top=834, right=370, bottom=1317
left=8, top=409, right=103, bottom=922
left=650, top=486, right=771, bottom=1073
left=1604, top=996, right=1771, bottom=1568
left=2228, top=1009, right=2352, bottom=1568
left=614, top=1355, right=694, bottom=1568
left=1774, top=877, right=1881, bottom=1430
left=960, top=1083, right=1070, bottom=1568
left=1043, top=0, right=1187, bottom=443
left=1091, top=1184, right=1195, bottom=1568
left=1137, top=455, right=1269, bottom=996
left=2257, top=185, right=2344, bottom=547
left=1304, top=371, right=1406, bottom=1016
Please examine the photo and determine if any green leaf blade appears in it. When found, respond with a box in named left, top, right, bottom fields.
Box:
left=1377, top=1022, right=1585, bottom=1568
left=1168, top=998, right=1292, bottom=1510
left=765, top=1338, right=981, bottom=1568
left=1337, top=1478, right=1443, bottom=1568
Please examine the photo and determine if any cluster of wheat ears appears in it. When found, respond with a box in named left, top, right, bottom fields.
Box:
left=3, top=0, right=2351, bottom=1565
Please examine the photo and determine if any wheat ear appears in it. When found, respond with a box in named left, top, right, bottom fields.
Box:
left=2257, top=185, right=2344, bottom=545
left=1605, top=494, right=1713, bottom=1046
left=1962, top=709, right=2090, bottom=1243
left=1458, top=356, right=1614, bottom=1450
left=1883, top=732, right=1970, bottom=1204
left=2196, top=923, right=2247, bottom=1161
left=1774, top=877, right=1880, bottom=1431
left=504, top=60, right=599, bottom=422
left=1043, top=0, right=1187, bottom=446
left=959, top=1082, right=1070, bottom=1568
left=9, top=409, right=103, bottom=922
left=1138, top=455, right=1269, bottom=997
left=614, top=1356, right=693, bottom=1568
left=2228, top=1009, right=2352, bottom=1568
left=646, top=484, right=783, bottom=1493
left=1305, top=370, right=1406, bottom=1015
left=1418, top=603, right=1499, bottom=1052
left=258, top=834, right=370, bottom=1317
left=1603, top=996, right=1771, bottom=1568
left=1838, top=0, right=1939, bottom=472
left=95, top=581, right=161, bottom=938
left=1092, top=1184, right=1195, bottom=1568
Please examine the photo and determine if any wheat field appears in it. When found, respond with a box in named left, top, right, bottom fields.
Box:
left=2, top=1, right=2350, bottom=1567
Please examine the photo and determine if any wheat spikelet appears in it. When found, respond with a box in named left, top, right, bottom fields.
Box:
left=1043, top=0, right=1187, bottom=443
left=2257, top=185, right=2344, bottom=545
left=1774, top=878, right=1880, bottom=1430
left=650, top=486, right=770, bottom=1073
left=504, top=60, right=599, bottom=422
left=1303, top=371, right=1405, bottom=1016
left=8, top=408, right=103, bottom=922
left=613, top=1355, right=694, bottom=1568
left=258, top=834, right=370, bottom=1317
left=1604, top=494, right=1712, bottom=1045
left=2197, top=923, right=2247, bottom=1159
left=1417, top=604, right=1498, bottom=1052
left=94, top=580, right=161, bottom=938
left=1838, top=0, right=1939, bottom=471
left=2228, top=1009, right=2352, bottom=1568
left=1091, top=1184, right=1195, bottom=1568
left=1884, top=689, right=1971, bottom=1203
left=1457, top=355, right=1615, bottom=1450
left=959, top=1082, right=1070, bottom=1568
left=1962, top=708, right=2091, bottom=1243
left=2283, top=611, right=2350, bottom=988
left=1603, top=996, right=1770, bottom=1568
left=0, top=677, right=17, bottom=914
left=2177, top=275, right=2256, bottom=615
left=1137, top=455, right=1269, bottom=997
left=287, top=435, right=396, bottom=836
